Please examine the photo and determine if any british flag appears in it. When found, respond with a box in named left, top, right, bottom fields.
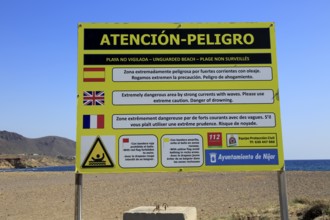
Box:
left=83, top=91, right=104, bottom=105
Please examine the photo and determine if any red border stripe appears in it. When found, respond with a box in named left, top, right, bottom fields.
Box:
left=84, top=67, right=105, bottom=71
left=97, top=115, right=104, bottom=128
left=83, top=78, right=105, bottom=82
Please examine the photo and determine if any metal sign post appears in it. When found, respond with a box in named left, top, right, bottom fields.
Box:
left=74, top=173, right=83, bottom=220
left=278, top=168, right=289, bottom=219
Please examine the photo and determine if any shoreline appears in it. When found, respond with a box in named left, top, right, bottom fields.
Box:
left=0, top=171, right=329, bottom=219
left=2, top=158, right=330, bottom=172
left=0, top=154, right=74, bottom=169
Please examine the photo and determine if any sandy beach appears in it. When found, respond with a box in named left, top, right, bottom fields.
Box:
left=0, top=171, right=329, bottom=219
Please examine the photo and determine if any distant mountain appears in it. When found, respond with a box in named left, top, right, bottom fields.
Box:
left=0, top=130, right=75, bottom=156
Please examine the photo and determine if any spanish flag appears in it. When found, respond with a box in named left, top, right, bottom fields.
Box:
left=83, top=67, right=105, bottom=82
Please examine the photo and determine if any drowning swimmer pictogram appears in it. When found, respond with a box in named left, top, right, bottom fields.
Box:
left=82, top=137, right=114, bottom=168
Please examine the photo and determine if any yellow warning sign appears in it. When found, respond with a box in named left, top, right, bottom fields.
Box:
left=82, top=137, right=114, bottom=168
left=76, top=22, right=284, bottom=173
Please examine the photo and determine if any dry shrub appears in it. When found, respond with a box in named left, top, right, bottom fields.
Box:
left=222, top=198, right=330, bottom=220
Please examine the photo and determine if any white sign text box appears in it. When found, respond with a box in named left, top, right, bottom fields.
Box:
left=113, top=67, right=272, bottom=82
left=113, top=113, right=275, bottom=129
left=113, top=90, right=274, bottom=105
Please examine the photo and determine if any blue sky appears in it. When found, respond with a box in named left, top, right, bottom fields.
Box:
left=1, top=0, right=329, bottom=159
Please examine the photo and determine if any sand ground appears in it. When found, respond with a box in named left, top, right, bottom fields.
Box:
left=0, top=171, right=329, bottom=220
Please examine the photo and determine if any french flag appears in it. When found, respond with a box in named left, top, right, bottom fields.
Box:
left=83, top=115, right=104, bottom=129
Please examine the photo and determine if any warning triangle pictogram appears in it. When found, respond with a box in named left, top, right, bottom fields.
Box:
left=82, top=136, right=114, bottom=168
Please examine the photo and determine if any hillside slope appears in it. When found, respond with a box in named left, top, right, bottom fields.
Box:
left=0, top=130, right=75, bottom=156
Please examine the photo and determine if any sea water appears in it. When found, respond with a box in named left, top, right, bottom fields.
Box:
left=1, top=160, right=330, bottom=172
left=285, top=160, right=330, bottom=171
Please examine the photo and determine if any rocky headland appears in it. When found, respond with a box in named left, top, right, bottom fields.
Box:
left=0, top=130, right=75, bottom=169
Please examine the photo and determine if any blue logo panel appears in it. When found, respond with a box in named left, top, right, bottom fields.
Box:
left=205, top=149, right=278, bottom=165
